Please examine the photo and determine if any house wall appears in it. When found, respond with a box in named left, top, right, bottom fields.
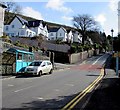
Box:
left=36, top=23, right=43, bottom=35
left=57, top=28, right=66, bottom=41
left=67, top=31, right=73, bottom=43
left=0, top=5, right=5, bottom=36
left=19, top=28, right=36, bottom=37
left=4, top=17, right=23, bottom=37
left=48, top=32, right=57, bottom=40
left=73, top=32, right=82, bottom=43
left=43, top=26, right=48, bottom=38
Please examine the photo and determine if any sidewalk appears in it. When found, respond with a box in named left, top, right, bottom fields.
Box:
left=84, top=56, right=120, bottom=110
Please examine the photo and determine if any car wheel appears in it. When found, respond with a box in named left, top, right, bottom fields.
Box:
left=38, top=71, right=42, bottom=76
left=49, top=69, right=53, bottom=74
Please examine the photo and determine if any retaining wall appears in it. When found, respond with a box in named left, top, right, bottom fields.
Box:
left=69, top=50, right=94, bottom=64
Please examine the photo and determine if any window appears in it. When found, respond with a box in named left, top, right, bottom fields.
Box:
left=21, top=30, right=24, bottom=35
left=47, top=62, right=51, bottom=65
left=51, top=37, right=54, bottom=40
left=26, top=31, right=29, bottom=36
left=60, top=33, right=62, bottom=36
left=6, top=26, right=8, bottom=31
left=29, top=61, right=42, bottom=66
left=12, top=25, right=14, bottom=28
left=11, top=33, right=14, bottom=36
left=17, top=53, right=22, bottom=60
left=29, top=32, right=32, bottom=37
left=50, top=33, right=53, bottom=36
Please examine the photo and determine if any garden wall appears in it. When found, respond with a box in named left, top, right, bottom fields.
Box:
left=69, top=50, right=94, bottom=64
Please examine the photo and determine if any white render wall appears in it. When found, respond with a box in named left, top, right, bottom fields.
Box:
left=67, top=31, right=73, bottom=43
left=0, top=6, right=5, bottom=36
left=48, top=32, right=57, bottom=40
left=4, top=17, right=23, bottom=36
left=73, top=32, right=82, bottom=43
left=57, top=28, right=65, bottom=39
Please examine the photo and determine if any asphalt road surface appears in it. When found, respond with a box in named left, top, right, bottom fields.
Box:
left=2, top=53, right=109, bottom=109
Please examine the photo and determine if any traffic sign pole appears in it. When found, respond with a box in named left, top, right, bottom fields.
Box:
left=116, top=51, right=119, bottom=76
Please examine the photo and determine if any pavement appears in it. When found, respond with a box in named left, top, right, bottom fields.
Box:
left=84, top=55, right=120, bottom=110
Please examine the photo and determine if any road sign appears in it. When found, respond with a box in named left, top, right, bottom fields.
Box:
left=113, top=52, right=120, bottom=57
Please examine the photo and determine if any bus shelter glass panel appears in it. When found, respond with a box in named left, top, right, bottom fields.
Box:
left=16, top=52, right=34, bottom=72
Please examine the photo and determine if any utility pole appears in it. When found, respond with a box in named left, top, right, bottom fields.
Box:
left=111, top=29, right=114, bottom=53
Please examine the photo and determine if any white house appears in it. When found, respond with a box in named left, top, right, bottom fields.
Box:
left=72, top=30, right=82, bottom=43
left=0, top=3, right=7, bottom=36
left=48, top=27, right=68, bottom=41
left=4, top=15, right=48, bottom=39
left=66, top=29, right=74, bottom=43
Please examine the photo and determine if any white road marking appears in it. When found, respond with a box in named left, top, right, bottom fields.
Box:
left=1, top=76, right=15, bottom=80
left=8, top=84, right=14, bottom=87
left=14, top=86, right=33, bottom=92
left=81, top=61, right=86, bottom=65
left=92, top=55, right=105, bottom=65
left=54, top=89, right=60, bottom=92
left=65, top=84, right=74, bottom=87
left=37, top=97, right=44, bottom=100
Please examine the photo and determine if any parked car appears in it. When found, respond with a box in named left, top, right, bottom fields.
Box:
left=24, top=60, right=53, bottom=76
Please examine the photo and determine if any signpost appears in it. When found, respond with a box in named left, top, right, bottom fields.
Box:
left=113, top=52, right=119, bottom=76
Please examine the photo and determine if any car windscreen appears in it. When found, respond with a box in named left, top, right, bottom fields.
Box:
left=29, top=61, right=42, bottom=66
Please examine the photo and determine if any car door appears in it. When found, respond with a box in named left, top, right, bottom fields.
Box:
left=47, top=61, right=52, bottom=72
left=41, top=62, right=47, bottom=74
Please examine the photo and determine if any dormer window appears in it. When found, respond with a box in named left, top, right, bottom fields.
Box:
left=6, top=26, right=8, bottom=31
left=12, top=25, right=14, bottom=28
left=33, top=22, right=35, bottom=26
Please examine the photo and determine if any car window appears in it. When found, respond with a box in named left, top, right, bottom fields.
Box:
left=42, top=62, right=46, bottom=66
left=47, top=62, right=51, bottom=65
left=29, top=61, right=42, bottom=66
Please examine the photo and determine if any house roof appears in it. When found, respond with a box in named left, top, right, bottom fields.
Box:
left=4, top=12, right=37, bottom=25
left=27, top=20, right=42, bottom=27
left=48, top=27, right=60, bottom=32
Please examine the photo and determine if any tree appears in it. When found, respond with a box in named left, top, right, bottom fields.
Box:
left=73, top=14, right=99, bottom=45
left=3, top=1, right=22, bottom=14
left=3, top=1, right=22, bottom=24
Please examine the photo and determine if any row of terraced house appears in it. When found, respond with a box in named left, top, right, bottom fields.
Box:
left=3, top=14, right=84, bottom=44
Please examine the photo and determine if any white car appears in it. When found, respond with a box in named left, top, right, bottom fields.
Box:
left=25, top=60, right=53, bottom=76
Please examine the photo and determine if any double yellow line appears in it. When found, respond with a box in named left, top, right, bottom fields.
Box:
left=62, top=68, right=104, bottom=110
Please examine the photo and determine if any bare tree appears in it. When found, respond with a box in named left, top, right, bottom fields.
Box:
left=3, top=1, right=22, bottom=14
left=12, top=4, right=22, bottom=14
left=73, top=14, right=99, bottom=45
left=4, top=2, right=15, bottom=12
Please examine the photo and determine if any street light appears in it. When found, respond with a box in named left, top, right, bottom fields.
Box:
left=111, top=29, right=114, bottom=53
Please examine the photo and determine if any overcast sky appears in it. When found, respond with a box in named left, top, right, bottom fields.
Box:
left=8, top=0, right=119, bottom=36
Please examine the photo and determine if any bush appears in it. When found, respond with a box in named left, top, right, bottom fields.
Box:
left=1, top=35, right=11, bottom=43
left=78, top=45, right=83, bottom=52
left=71, top=45, right=77, bottom=53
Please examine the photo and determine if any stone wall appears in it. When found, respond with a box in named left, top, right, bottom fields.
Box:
left=69, top=50, right=94, bottom=64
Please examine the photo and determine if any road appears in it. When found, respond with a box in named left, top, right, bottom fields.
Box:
left=2, top=54, right=109, bottom=109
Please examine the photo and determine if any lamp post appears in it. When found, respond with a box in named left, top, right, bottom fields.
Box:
left=111, top=29, right=114, bottom=53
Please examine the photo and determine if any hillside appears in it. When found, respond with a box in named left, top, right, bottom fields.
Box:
left=4, top=12, right=76, bottom=31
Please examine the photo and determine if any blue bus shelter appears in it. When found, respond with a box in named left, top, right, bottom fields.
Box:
left=7, top=48, right=34, bottom=72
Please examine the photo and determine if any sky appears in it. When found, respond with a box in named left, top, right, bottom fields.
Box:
left=5, top=0, right=119, bottom=36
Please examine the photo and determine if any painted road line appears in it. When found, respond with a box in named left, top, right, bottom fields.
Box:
left=92, top=55, right=105, bottom=65
left=62, top=69, right=104, bottom=110
left=69, top=72, right=103, bottom=109
left=14, top=86, right=33, bottom=92
left=62, top=76, right=101, bottom=110
left=1, top=76, right=16, bottom=80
